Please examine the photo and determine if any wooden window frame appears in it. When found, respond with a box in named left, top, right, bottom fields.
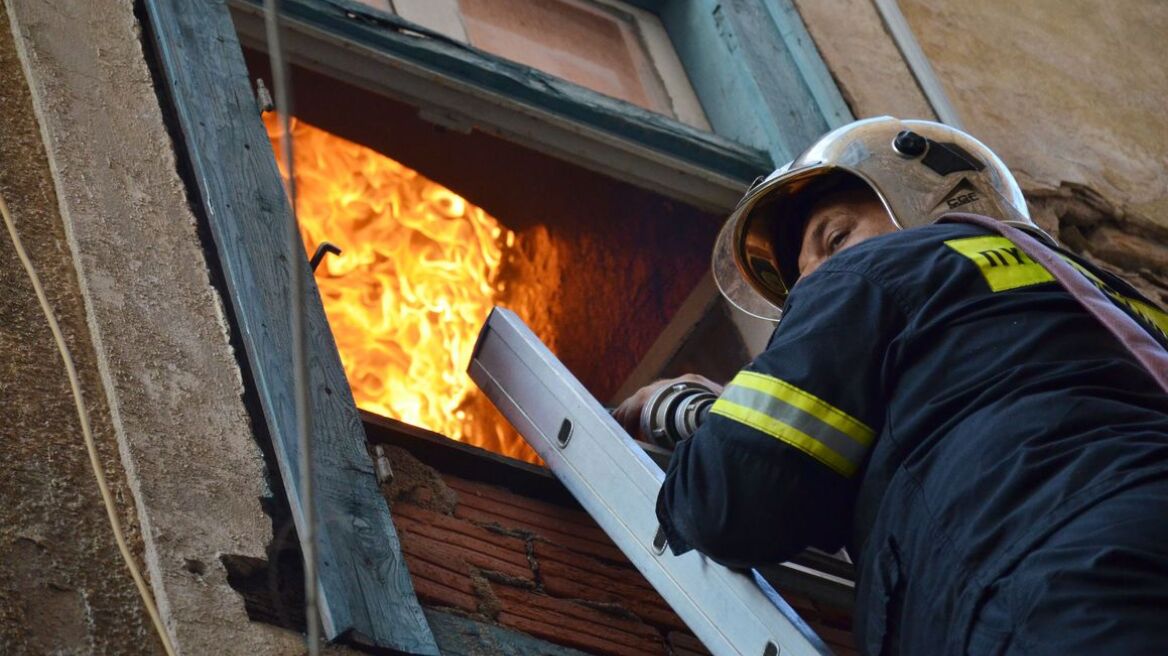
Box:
left=141, top=0, right=855, bottom=649
left=227, top=0, right=779, bottom=212
left=392, top=0, right=712, bottom=130
left=142, top=0, right=437, bottom=651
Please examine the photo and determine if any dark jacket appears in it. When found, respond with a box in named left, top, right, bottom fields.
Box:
left=656, top=222, right=1168, bottom=654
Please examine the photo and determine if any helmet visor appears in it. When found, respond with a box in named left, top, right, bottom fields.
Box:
left=712, top=166, right=860, bottom=320
left=712, top=219, right=784, bottom=321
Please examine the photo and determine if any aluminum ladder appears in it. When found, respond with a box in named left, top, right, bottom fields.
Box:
left=469, top=308, right=833, bottom=656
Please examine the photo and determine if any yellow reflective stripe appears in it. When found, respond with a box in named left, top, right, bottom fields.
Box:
left=731, top=370, right=875, bottom=447
left=711, top=399, right=859, bottom=477
left=945, top=235, right=1055, bottom=292
left=1059, top=255, right=1105, bottom=285
left=1060, top=256, right=1168, bottom=341
left=948, top=235, right=1168, bottom=340
left=1119, top=296, right=1168, bottom=341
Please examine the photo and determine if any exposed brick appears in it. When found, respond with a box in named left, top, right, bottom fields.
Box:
left=534, top=541, right=687, bottom=630
left=535, top=558, right=660, bottom=601
left=400, top=553, right=477, bottom=598
left=534, top=541, right=655, bottom=592
left=394, top=504, right=531, bottom=569
left=494, top=584, right=665, bottom=656
left=498, top=613, right=663, bottom=656
left=445, top=477, right=600, bottom=530
left=395, top=501, right=526, bottom=548
left=538, top=555, right=686, bottom=632
left=411, top=576, right=480, bottom=613
left=395, top=466, right=858, bottom=655
left=447, top=476, right=615, bottom=547
left=495, top=584, right=662, bottom=639
left=398, top=526, right=533, bottom=582
left=455, top=503, right=628, bottom=563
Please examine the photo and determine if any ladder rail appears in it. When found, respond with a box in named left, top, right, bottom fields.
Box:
left=469, top=308, right=833, bottom=656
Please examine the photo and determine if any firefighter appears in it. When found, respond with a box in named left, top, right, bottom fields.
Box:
left=614, top=117, right=1168, bottom=654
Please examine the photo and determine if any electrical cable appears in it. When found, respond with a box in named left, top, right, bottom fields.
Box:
left=0, top=190, right=177, bottom=656
left=261, top=2, right=321, bottom=653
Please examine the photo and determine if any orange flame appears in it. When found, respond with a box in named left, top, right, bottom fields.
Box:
left=265, top=116, right=540, bottom=462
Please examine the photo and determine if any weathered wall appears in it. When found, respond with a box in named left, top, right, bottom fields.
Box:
left=1, top=12, right=156, bottom=652
left=794, top=0, right=1168, bottom=304
left=2, top=0, right=302, bottom=652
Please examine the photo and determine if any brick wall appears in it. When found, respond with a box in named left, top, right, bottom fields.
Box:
left=382, top=444, right=858, bottom=655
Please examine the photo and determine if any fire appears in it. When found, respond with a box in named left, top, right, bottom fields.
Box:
left=265, top=115, right=540, bottom=463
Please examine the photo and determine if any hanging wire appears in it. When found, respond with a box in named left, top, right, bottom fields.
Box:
left=261, top=2, right=321, bottom=653
left=0, top=190, right=177, bottom=656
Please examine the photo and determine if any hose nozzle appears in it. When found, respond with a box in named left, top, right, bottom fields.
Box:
left=639, top=381, right=717, bottom=449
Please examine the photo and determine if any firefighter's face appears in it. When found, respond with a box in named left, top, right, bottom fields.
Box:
left=797, top=189, right=895, bottom=278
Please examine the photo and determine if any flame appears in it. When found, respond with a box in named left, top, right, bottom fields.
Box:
left=265, top=115, right=540, bottom=463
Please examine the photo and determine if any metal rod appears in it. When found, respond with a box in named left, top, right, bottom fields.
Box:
left=309, top=241, right=342, bottom=272
left=261, top=1, right=320, bottom=653
left=873, top=0, right=964, bottom=129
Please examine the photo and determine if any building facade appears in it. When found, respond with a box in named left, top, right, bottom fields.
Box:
left=1, top=0, right=1164, bottom=653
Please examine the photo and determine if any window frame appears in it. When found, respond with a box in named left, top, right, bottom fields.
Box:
left=227, top=0, right=801, bottom=212
left=392, top=0, right=713, bottom=130
left=155, top=1, right=858, bottom=644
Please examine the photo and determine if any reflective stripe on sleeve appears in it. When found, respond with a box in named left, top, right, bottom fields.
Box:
left=710, top=371, right=875, bottom=477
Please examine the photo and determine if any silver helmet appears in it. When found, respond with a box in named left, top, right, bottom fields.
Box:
left=713, top=116, right=1040, bottom=320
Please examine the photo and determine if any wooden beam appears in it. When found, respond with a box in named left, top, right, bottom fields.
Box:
left=717, top=0, right=831, bottom=161
left=140, top=1, right=437, bottom=652
left=661, top=0, right=851, bottom=164
left=361, top=411, right=578, bottom=508
left=228, top=0, right=770, bottom=212
left=761, top=0, right=853, bottom=130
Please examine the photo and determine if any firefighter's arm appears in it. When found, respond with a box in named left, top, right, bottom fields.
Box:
left=655, top=270, right=904, bottom=568
left=611, top=373, right=724, bottom=435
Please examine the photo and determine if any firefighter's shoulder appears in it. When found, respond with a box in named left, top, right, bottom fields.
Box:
left=812, top=222, right=985, bottom=299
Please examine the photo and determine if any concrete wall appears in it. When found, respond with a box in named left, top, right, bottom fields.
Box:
left=1, top=0, right=302, bottom=652
left=794, top=0, right=1168, bottom=304
left=1, top=14, right=156, bottom=652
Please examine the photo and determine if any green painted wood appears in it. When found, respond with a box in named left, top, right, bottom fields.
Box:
left=239, top=0, right=771, bottom=184
left=715, top=0, right=829, bottom=162
left=140, top=1, right=437, bottom=652
left=660, top=0, right=775, bottom=154
left=761, top=0, right=854, bottom=130
left=661, top=0, right=851, bottom=165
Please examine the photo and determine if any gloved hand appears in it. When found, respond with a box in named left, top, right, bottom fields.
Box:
left=611, top=373, right=723, bottom=439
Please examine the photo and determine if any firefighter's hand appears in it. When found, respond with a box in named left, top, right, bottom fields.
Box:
left=611, top=374, right=723, bottom=437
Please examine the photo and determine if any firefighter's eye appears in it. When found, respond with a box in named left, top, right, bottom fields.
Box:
left=827, top=230, right=848, bottom=251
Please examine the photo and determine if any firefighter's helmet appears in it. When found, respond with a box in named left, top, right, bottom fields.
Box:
left=713, top=116, right=1041, bottom=320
